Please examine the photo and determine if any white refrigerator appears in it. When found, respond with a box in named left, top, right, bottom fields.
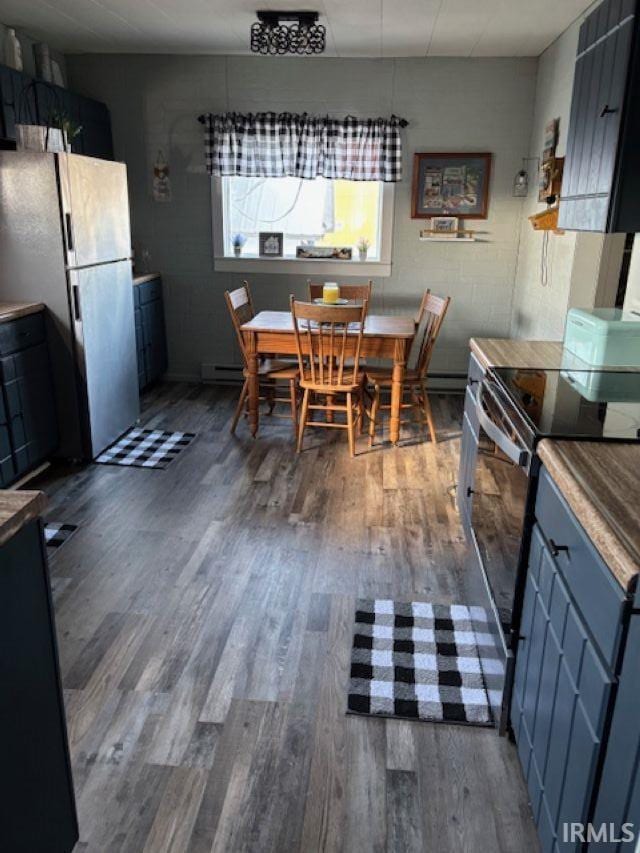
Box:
left=0, top=151, right=140, bottom=459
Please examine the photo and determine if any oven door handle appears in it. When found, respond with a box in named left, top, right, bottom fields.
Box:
left=476, top=381, right=531, bottom=468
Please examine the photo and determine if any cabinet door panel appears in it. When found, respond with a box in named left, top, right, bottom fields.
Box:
left=1, top=342, right=59, bottom=475
left=512, top=518, right=615, bottom=850
left=576, top=43, right=603, bottom=199
left=597, top=17, right=633, bottom=197
left=0, top=520, right=78, bottom=852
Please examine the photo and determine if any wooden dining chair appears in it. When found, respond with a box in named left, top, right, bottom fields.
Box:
left=290, top=296, right=368, bottom=457
left=367, top=290, right=451, bottom=445
left=307, top=281, right=373, bottom=303
left=224, top=283, right=299, bottom=435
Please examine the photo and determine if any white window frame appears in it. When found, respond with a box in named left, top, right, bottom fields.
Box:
left=211, top=177, right=394, bottom=277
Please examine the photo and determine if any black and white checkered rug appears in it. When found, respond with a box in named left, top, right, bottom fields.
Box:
left=348, top=600, right=500, bottom=727
left=95, top=428, right=196, bottom=470
left=44, top=522, right=78, bottom=553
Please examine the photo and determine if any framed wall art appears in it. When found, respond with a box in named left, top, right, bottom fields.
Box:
left=411, top=152, right=492, bottom=219
left=259, top=231, right=283, bottom=257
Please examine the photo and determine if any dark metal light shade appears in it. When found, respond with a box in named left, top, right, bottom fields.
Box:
left=250, top=11, right=326, bottom=55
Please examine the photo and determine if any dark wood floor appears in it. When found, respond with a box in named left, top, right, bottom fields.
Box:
left=35, top=383, right=538, bottom=853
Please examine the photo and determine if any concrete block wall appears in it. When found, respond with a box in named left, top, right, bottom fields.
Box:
left=67, top=54, right=537, bottom=381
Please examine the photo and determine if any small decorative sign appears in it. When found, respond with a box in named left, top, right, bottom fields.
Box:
left=153, top=150, right=171, bottom=202
left=430, top=216, right=459, bottom=237
left=296, top=245, right=352, bottom=260
left=259, top=231, right=283, bottom=257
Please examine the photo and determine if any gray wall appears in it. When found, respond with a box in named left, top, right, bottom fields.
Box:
left=67, top=54, right=537, bottom=381
left=510, top=2, right=610, bottom=341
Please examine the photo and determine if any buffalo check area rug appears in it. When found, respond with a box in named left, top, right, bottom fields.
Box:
left=348, top=600, right=501, bottom=727
left=44, top=523, right=78, bottom=554
left=95, top=428, right=196, bottom=470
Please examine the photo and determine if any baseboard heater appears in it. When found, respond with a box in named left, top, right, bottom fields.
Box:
left=202, top=363, right=466, bottom=393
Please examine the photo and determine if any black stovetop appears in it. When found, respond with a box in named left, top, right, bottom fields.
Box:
left=491, top=367, right=640, bottom=441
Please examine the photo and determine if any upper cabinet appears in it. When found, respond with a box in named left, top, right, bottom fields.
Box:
left=0, top=64, right=113, bottom=161
left=559, top=0, right=640, bottom=232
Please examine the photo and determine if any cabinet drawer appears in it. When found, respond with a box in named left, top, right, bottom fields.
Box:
left=535, top=468, right=626, bottom=668
left=0, top=313, right=45, bottom=356
left=137, top=277, right=162, bottom=305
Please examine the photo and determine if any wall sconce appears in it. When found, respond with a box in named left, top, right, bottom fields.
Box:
left=513, top=157, right=540, bottom=197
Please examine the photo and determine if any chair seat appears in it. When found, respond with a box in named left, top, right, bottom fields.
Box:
left=300, top=370, right=365, bottom=394
left=243, top=358, right=299, bottom=380
left=365, top=367, right=422, bottom=384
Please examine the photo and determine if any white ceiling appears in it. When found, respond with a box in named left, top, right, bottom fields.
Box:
left=0, top=0, right=595, bottom=58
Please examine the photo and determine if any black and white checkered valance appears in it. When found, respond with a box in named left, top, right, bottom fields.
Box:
left=201, top=112, right=405, bottom=182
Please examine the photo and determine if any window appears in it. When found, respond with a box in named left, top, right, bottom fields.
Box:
left=212, top=176, right=394, bottom=274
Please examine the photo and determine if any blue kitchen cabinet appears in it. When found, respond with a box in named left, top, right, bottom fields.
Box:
left=0, top=312, right=59, bottom=483
left=512, top=468, right=628, bottom=853
left=591, top=615, right=640, bottom=851
left=0, top=62, right=113, bottom=160
left=0, top=518, right=78, bottom=852
left=134, top=276, right=168, bottom=391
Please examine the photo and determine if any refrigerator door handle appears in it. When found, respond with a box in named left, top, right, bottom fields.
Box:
left=65, top=212, right=74, bottom=252
left=72, top=284, right=81, bottom=321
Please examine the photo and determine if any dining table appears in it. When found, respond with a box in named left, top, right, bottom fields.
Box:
left=240, top=310, right=416, bottom=444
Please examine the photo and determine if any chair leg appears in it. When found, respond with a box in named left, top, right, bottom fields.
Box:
left=297, top=388, right=310, bottom=453
left=368, top=384, right=381, bottom=447
left=289, top=378, right=298, bottom=435
left=420, top=380, right=438, bottom=443
left=346, top=392, right=356, bottom=457
left=231, top=379, right=249, bottom=434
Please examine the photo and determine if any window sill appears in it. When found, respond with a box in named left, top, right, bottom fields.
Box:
left=214, top=255, right=391, bottom=277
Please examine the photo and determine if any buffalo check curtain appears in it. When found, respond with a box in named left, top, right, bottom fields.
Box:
left=202, top=112, right=404, bottom=181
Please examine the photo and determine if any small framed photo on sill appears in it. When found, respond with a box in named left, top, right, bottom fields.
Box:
left=259, top=232, right=283, bottom=257
left=431, top=216, right=459, bottom=237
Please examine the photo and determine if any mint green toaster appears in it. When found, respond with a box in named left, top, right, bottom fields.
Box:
left=563, top=308, right=640, bottom=367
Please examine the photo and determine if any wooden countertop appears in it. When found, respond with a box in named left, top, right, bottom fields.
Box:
left=470, top=338, right=564, bottom=370
left=538, top=440, right=640, bottom=591
left=0, top=301, right=45, bottom=323
left=133, top=273, right=161, bottom=286
left=0, top=490, right=47, bottom=547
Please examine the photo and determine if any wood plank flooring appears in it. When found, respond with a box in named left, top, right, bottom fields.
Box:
left=35, top=382, right=538, bottom=853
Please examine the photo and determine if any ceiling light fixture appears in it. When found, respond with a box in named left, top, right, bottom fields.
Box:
left=250, top=10, right=326, bottom=55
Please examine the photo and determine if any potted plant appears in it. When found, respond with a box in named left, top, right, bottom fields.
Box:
left=232, top=233, right=246, bottom=257
left=357, top=237, right=370, bottom=262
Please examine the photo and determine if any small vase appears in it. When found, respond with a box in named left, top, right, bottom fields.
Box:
left=4, top=28, right=23, bottom=72
left=359, top=250, right=368, bottom=262
left=234, top=245, right=242, bottom=257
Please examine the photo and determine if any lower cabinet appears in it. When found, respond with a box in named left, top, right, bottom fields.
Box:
left=0, top=519, right=78, bottom=852
left=512, top=468, right=629, bottom=853
left=134, top=276, right=168, bottom=390
left=0, top=313, right=59, bottom=486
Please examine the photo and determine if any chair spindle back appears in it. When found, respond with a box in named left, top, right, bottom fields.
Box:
left=411, top=290, right=451, bottom=378
left=224, top=281, right=255, bottom=366
left=290, top=297, right=368, bottom=388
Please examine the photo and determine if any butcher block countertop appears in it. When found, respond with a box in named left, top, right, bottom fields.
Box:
left=133, top=272, right=161, bottom=286
left=470, top=338, right=563, bottom=370
left=0, top=490, right=47, bottom=548
left=538, top=440, right=640, bottom=592
left=0, top=301, right=45, bottom=323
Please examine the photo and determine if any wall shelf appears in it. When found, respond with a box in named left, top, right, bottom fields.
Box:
left=419, top=236, right=476, bottom=243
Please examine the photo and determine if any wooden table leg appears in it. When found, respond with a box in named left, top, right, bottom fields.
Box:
left=246, top=332, right=260, bottom=438
left=389, top=338, right=407, bottom=445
